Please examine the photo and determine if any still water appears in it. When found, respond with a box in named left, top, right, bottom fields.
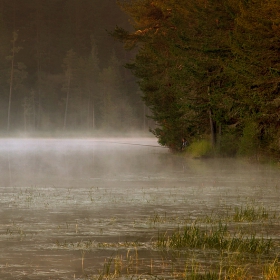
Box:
left=0, top=138, right=279, bottom=279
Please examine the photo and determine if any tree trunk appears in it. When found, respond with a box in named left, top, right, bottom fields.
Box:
left=209, top=109, right=217, bottom=147
left=208, top=85, right=217, bottom=147
left=7, top=32, right=17, bottom=131
left=36, top=5, right=41, bottom=130
left=63, top=74, right=71, bottom=130
left=87, top=92, right=90, bottom=129
left=87, top=91, right=95, bottom=130
left=23, top=108, right=27, bottom=132
left=143, top=104, right=146, bottom=131
left=92, top=103, right=95, bottom=129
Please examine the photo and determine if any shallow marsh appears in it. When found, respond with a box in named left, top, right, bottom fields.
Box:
left=0, top=138, right=280, bottom=279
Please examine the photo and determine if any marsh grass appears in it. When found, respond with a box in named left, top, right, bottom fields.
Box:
left=263, top=258, right=280, bottom=280
left=157, top=222, right=273, bottom=254
left=52, top=203, right=280, bottom=280
left=233, top=204, right=269, bottom=222
left=86, top=252, right=280, bottom=280
left=3, top=141, right=280, bottom=280
left=82, top=203, right=280, bottom=279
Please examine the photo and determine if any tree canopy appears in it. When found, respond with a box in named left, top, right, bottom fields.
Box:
left=112, top=0, right=280, bottom=157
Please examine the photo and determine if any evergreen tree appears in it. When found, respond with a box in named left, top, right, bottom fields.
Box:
left=113, top=0, right=235, bottom=150
left=230, top=0, right=280, bottom=155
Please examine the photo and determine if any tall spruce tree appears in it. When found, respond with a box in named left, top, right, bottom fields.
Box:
left=113, top=0, right=235, bottom=150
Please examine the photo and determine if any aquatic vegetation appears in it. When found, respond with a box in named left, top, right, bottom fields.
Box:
left=156, top=222, right=273, bottom=254
left=263, top=259, right=280, bottom=280
left=83, top=250, right=280, bottom=280
left=233, top=204, right=269, bottom=222
left=54, top=208, right=279, bottom=280
left=3, top=183, right=280, bottom=280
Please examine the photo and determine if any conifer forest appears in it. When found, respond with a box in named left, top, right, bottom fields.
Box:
left=113, top=0, right=280, bottom=157
left=0, top=0, right=143, bottom=135
left=1, top=0, right=280, bottom=158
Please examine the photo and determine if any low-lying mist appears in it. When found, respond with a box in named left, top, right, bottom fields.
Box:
left=0, top=137, right=280, bottom=279
left=0, top=137, right=167, bottom=187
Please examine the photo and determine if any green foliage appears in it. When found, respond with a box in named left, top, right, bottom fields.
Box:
left=219, top=130, right=240, bottom=157
left=114, top=0, right=238, bottom=151
left=229, top=0, right=280, bottom=157
left=233, top=204, right=269, bottom=222
left=157, top=223, right=273, bottom=254
left=1, top=0, right=280, bottom=154
left=186, top=139, right=212, bottom=158
left=238, top=121, right=259, bottom=157
left=114, top=0, right=280, bottom=157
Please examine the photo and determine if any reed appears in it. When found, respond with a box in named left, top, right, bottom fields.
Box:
left=53, top=203, right=279, bottom=280
left=263, top=258, right=280, bottom=279
left=156, top=222, right=273, bottom=254
left=233, top=204, right=269, bottom=222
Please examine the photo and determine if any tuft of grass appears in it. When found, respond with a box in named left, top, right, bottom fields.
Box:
left=98, top=255, right=114, bottom=279
left=185, top=271, right=219, bottom=280
left=184, top=261, right=219, bottom=280
left=233, top=204, right=269, bottom=222
left=263, top=258, right=280, bottom=280
left=156, top=222, right=273, bottom=254
left=225, top=265, right=253, bottom=280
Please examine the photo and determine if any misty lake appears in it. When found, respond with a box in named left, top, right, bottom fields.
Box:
left=0, top=138, right=280, bottom=279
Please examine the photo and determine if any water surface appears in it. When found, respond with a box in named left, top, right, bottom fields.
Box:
left=0, top=138, right=279, bottom=279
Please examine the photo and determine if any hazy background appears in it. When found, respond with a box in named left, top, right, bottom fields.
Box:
left=0, top=0, right=152, bottom=135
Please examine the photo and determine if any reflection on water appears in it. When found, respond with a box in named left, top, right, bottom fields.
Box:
left=0, top=138, right=279, bottom=279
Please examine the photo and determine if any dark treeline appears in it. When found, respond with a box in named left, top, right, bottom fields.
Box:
left=113, top=0, right=280, bottom=158
left=0, top=0, right=147, bottom=134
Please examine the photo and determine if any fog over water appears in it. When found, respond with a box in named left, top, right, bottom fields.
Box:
left=0, top=138, right=279, bottom=279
